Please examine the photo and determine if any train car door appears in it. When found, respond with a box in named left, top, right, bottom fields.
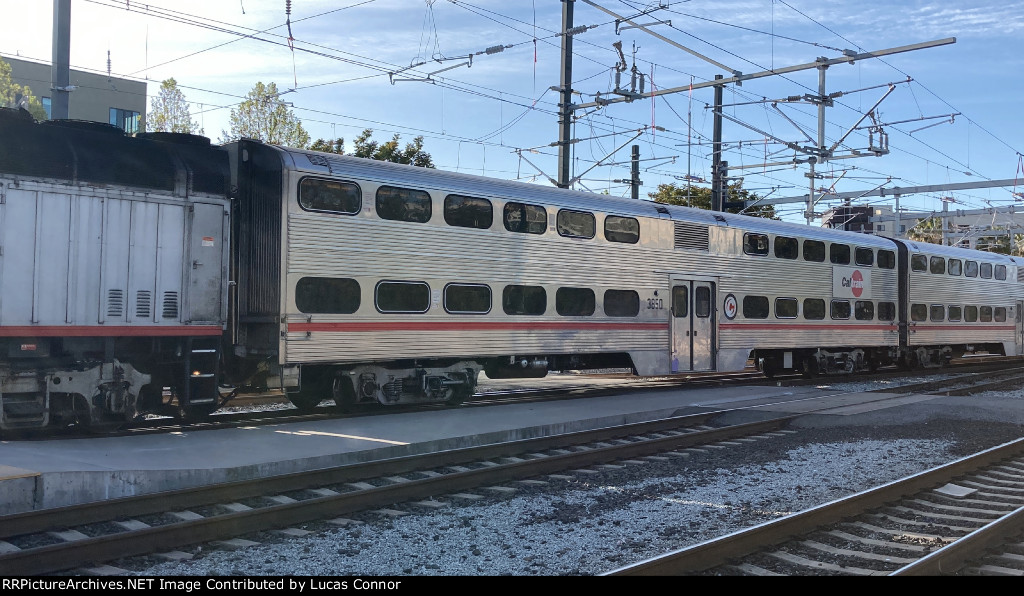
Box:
left=186, top=202, right=228, bottom=323
left=671, top=278, right=716, bottom=372
left=1017, top=301, right=1024, bottom=356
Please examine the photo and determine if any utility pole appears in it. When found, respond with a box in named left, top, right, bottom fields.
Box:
left=556, top=0, right=575, bottom=189
left=51, top=0, right=71, bottom=120
left=710, top=75, right=724, bottom=211
left=630, top=144, right=640, bottom=200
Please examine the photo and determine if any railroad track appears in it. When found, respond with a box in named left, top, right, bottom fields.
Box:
left=603, top=437, right=1024, bottom=576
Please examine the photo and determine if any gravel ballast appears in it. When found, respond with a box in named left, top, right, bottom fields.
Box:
left=123, top=376, right=1024, bottom=577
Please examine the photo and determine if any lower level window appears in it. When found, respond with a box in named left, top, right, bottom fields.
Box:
left=831, top=300, right=851, bottom=319
left=444, top=284, right=491, bottom=314
left=296, top=277, right=360, bottom=314
left=376, top=281, right=430, bottom=313
left=503, top=285, right=546, bottom=316
left=742, top=295, right=769, bottom=319
left=556, top=287, right=596, bottom=316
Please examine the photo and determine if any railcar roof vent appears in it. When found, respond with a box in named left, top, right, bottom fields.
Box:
left=40, top=119, right=124, bottom=135
left=674, top=222, right=709, bottom=252
left=654, top=206, right=669, bottom=215
left=134, top=132, right=211, bottom=146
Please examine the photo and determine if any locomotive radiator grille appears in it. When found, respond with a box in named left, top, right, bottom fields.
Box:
left=162, top=292, right=179, bottom=319
left=106, top=289, right=124, bottom=318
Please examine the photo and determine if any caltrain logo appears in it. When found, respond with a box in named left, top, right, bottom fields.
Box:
left=843, top=270, right=865, bottom=298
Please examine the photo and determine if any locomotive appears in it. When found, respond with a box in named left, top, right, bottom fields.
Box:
left=1, top=106, right=1022, bottom=433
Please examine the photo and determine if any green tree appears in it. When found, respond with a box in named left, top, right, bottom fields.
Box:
left=149, top=78, right=202, bottom=134
left=222, top=82, right=309, bottom=147
left=0, top=57, right=46, bottom=120
left=648, top=182, right=777, bottom=219
left=906, top=217, right=945, bottom=245
left=309, top=129, right=434, bottom=168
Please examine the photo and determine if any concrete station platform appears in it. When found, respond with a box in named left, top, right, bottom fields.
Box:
left=0, top=380, right=985, bottom=515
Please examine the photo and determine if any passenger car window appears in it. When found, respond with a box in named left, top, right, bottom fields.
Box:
left=948, top=306, right=962, bottom=321
left=948, top=259, right=962, bottom=276
left=503, top=202, right=546, bottom=234
left=694, top=286, right=711, bottom=318
left=911, top=254, right=927, bottom=272
left=995, top=306, right=1007, bottom=322
left=743, top=233, right=769, bottom=256
left=605, top=216, right=640, bottom=244
left=877, top=250, right=896, bottom=269
left=830, top=244, right=851, bottom=265
left=296, top=277, right=360, bottom=314
left=375, top=281, right=430, bottom=313
left=803, top=298, right=825, bottom=320
left=774, top=236, right=798, bottom=259
left=803, top=240, right=825, bottom=262
left=965, top=305, right=978, bottom=322
left=855, top=301, right=874, bottom=320
left=376, top=185, right=431, bottom=223
left=775, top=297, right=798, bottom=318
left=742, top=295, right=769, bottom=319
left=556, top=209, right=596, bottom=239
left=444, top=284, right=491, bottom=314
left=930, top=257, right=945, bottom=275
left=911, top=304, right=927, bottom=321
left=556, top=287, right=596, bottom=316
left=855, top=247, right=874, bottom=266
left=444, top=195, right=492, bottom=229
left=831, top=300, right=851, bottom=319
left=604, top=289, right=640, bottom=317
left=502, top=285, right=546, bottom=316
left=299, top=178, right=360, bottom=214
left=965, top=261, right=979, bottom=278
left=980, top=306, right=993, bottom=322
left=980, top=263, right=993, bottom=279
left=930, top=304, right=945, bottom=321
left=995, top=265, right=1007, bottom=280
left=878, top=302, right=896, bottom=321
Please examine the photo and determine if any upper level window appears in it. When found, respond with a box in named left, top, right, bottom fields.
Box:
left=948, top=259, right=962, bottom=276
left=444, top=284, right=491, bottom=314
left=965, top=260, right=979, bottom=278
left=444, top=195, right=492, bottom=229
left=605, top=216, right=640, bottom=244
left=376, top=185, right=431, bottom=223
left=503, top=202, right=547, bottom=234
left=830, top=244, right=851, bottom=265
left=855, top=247, right=874, bottom=266
left=877, top=250, right=896, bottom=269
left=743, top=233, right=769, bottom=256
left=911, top=254, right=928, bottom=272
left=980, top=263, right=993, bottom=279
left=930, top=256, right=946, bottom=275
left=774, top=236, right=798, bottom=259
left=556, top=287, right=596, bottom=316
left=299, top=178, right=360, bottom=214
left=556, top=209, right=595, bottom=239
left=295, top=277, right=360, bottom=314
left=375, top=281, right=430, bottom=313
left=995, top=265, right=1007, bottom=280
left=803, top=240, right=825, bottom=262
left=503, top=285, right=546, bottom=316
left=604, top=289, right=640, bottom=317
left=109, top=107, right=140, bottom=134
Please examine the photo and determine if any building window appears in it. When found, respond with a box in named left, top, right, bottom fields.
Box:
left=42, top=97, right=51, bottom=119
left=109, top=107, right=140, bottom=133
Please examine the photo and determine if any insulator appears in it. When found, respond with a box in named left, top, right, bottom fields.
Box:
left=285, top=0, right=292, bottom=15
left=484, top=45, right=505, bottom=55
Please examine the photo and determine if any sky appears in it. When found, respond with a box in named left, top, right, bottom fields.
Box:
left=2, top=0, right=1023, bottom=227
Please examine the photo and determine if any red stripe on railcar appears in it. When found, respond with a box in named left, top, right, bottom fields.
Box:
left=288, top=321, right=667, bottom=333
left=720, top=323, right=898, bottom=331
left=0, top=325, right=224, bottom=337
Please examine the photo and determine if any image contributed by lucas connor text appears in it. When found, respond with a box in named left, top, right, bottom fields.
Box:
left=2, top=578, right=405, bottom=593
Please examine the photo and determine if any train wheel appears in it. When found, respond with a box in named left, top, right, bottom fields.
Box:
left=759, top=358, right=778, bottom=379
left=446, top=369, right=477, bottom=405
left=288, top=389, right=326, bottom=412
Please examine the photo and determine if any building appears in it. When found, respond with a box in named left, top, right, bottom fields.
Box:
left=2, top=54, right=147, bottom=133
left=821, top=204, right=899, bottom=238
